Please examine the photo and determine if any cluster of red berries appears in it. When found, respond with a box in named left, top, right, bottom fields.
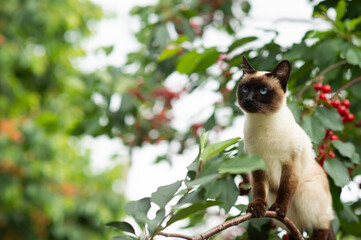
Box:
left=313, top=82, right=355, bottom=123
left=316, top=129, right=338, bottom=166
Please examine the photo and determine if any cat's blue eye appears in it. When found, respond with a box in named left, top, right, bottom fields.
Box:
left=242, top=86, right=249, bottom=93
left=259, top=87, right=268, bottom=95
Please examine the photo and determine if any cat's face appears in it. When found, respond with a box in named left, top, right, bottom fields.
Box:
left=237, top=56, right=290, bottom=114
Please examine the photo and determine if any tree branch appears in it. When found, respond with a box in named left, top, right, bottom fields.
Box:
left=296, top=60, right=347, bottom=100
left=158, top=211, right=304, bottom=240
left=331, top=75, right=361, bottom=99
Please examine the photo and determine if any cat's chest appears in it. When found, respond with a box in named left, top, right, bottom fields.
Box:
left=243, top=123, right=289, bottom=158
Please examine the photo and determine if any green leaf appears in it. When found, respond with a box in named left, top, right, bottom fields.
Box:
left=199, top=130, right=209, bottom=153
left=332, top=140, right=360, bottom=163
left=158, top=46, right=183, bottom=61
left=176, top=51, right=199, bottom=74
left=200, top=137, right=240, bottom=163
left=323, top=158, right=350, bottom=187
left=227, top=36, right=258, bottom=53
left=105, top=221, right=135, bottom=234
left=123, top=198, right=151, bottom=226
left=351, top=164, right=361, bottom=178
left=194, top=48, right=220, bottom=72
left=335, top=0, right=346, bottom=21
left=111, top=236, right=136, bottom=240
left=345, top=47, right=361, bottom=66
left=248, top=218, right=270, bottom=240
left=151, top=181, right=182, bottom=208
left=301, top=115, right=325, bottom=144
left=148, top=208, right=166, bottom=235
left=339, top=203, right=359, bottom=223
left=346, top=16, right=361, bottom=31
left=219, top=154, right=266, bottom=174
left=314, top=107, right=343, bottom=131
left=185, top=174, right=219, bottom=188
left=166, top=201, right=222, bottom=226
left=217, top=177, right=239, bottom=212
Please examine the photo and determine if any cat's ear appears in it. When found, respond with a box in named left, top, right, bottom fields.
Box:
left=270, top=60, right=290, bottom=92
left=242, top=56, right=256, bottom=74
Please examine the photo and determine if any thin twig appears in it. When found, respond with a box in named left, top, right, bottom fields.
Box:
left=158, top=211, right=304, bottom=240
left=331, top=75, right=361, bottom=99
left=158, top=232, right=193, bottom=240
left=296, top=60, right=347, bottom=100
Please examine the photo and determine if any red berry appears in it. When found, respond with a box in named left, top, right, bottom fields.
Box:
left=282, top=234, right=289, bottom=240
left=341, top=99, right=351, bottom=108
left=313, top=82, right=323, bottom=91
left=328, top=151, right=336, bottom=158
left=331, top=99, right=340, bottom=108
left=337, top=105, right=347, bottom=116
left=346, top=113, right=355, bottom=122
left=330, top=134, right=339, bottom=141
left=319, top=156, right=326, bottom=166
left=319, top=93, right=327, bottom=100
left=321, top=84, right=332, bottom=93
left=318, top=148, right=324, bottom=155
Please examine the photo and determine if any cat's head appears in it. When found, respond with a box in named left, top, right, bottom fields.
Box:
left=237, top=56, right=290, bottom=114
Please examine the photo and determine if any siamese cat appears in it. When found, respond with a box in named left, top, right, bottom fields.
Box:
left=237, top=56, right=335, bottom=240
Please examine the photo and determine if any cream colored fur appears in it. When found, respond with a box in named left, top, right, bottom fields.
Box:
left=243, top=90, right=334, bottom=231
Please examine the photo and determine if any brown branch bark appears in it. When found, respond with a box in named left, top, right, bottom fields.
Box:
left=158, top=211, right=304, bottom=240
left=296, top=60, right=347, bottom=100
left=331, top=75, right=361, bottom=99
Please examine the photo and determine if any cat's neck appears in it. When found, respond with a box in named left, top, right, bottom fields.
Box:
left=244, top=100, right=292, bottom=128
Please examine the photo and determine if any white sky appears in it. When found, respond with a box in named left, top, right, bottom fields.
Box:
left=81, top=0, right=359, bottom=205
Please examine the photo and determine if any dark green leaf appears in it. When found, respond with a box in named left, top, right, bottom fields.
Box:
left=105, top=221, right=135, bottom=234
left=148, top=208, right=166, bottom=235
left=339, top=203, right=359, bottom=223
left=332, top=140, right=360, bottom=163
left=219, top=154, right=266, bottom=174
left=123, top=198, right=151, bottom=226
left=227, top=36, right=257, bottom=53
left=314, top=107, right=343, bottom=131
left=301, top=115, right=325, bottom=144
left=345, top=47, right=361, bottom=66
left=151, top=181, right=182, bottom=208
left=217, top=177, right=239, bottom=212
left=166, top=201, right=222, bottom=226
left=248, top=218, right=270, bottom=240
left=323, top=158, right=350, bottom=187
left=185, top=174, right=219, bottom=188
left=351, top=164, right=361, bottom=178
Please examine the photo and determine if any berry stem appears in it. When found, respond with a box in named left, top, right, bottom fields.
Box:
left=296, top=60, right=347, bottom=100
left=331, top=75, right=361, bottom=99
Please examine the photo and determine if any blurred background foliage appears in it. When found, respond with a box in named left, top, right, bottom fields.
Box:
left=1, top=0, right=361, bottom=239
left=0, top=0, right=124, bottom=239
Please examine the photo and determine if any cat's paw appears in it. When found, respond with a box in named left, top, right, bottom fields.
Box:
left=269, top=202, right=287, bottom=218
left=246, top=199, right=267, bottom=218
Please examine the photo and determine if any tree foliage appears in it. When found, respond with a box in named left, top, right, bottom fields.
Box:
left=109, top=0, right=361, bottom=239
left=0, top=1, right=125, bottom=239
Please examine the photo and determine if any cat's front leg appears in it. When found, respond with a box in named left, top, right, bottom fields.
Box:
left=269, top=162, right=299, bottom=218
left=246, top=170, right=267, bottom=218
